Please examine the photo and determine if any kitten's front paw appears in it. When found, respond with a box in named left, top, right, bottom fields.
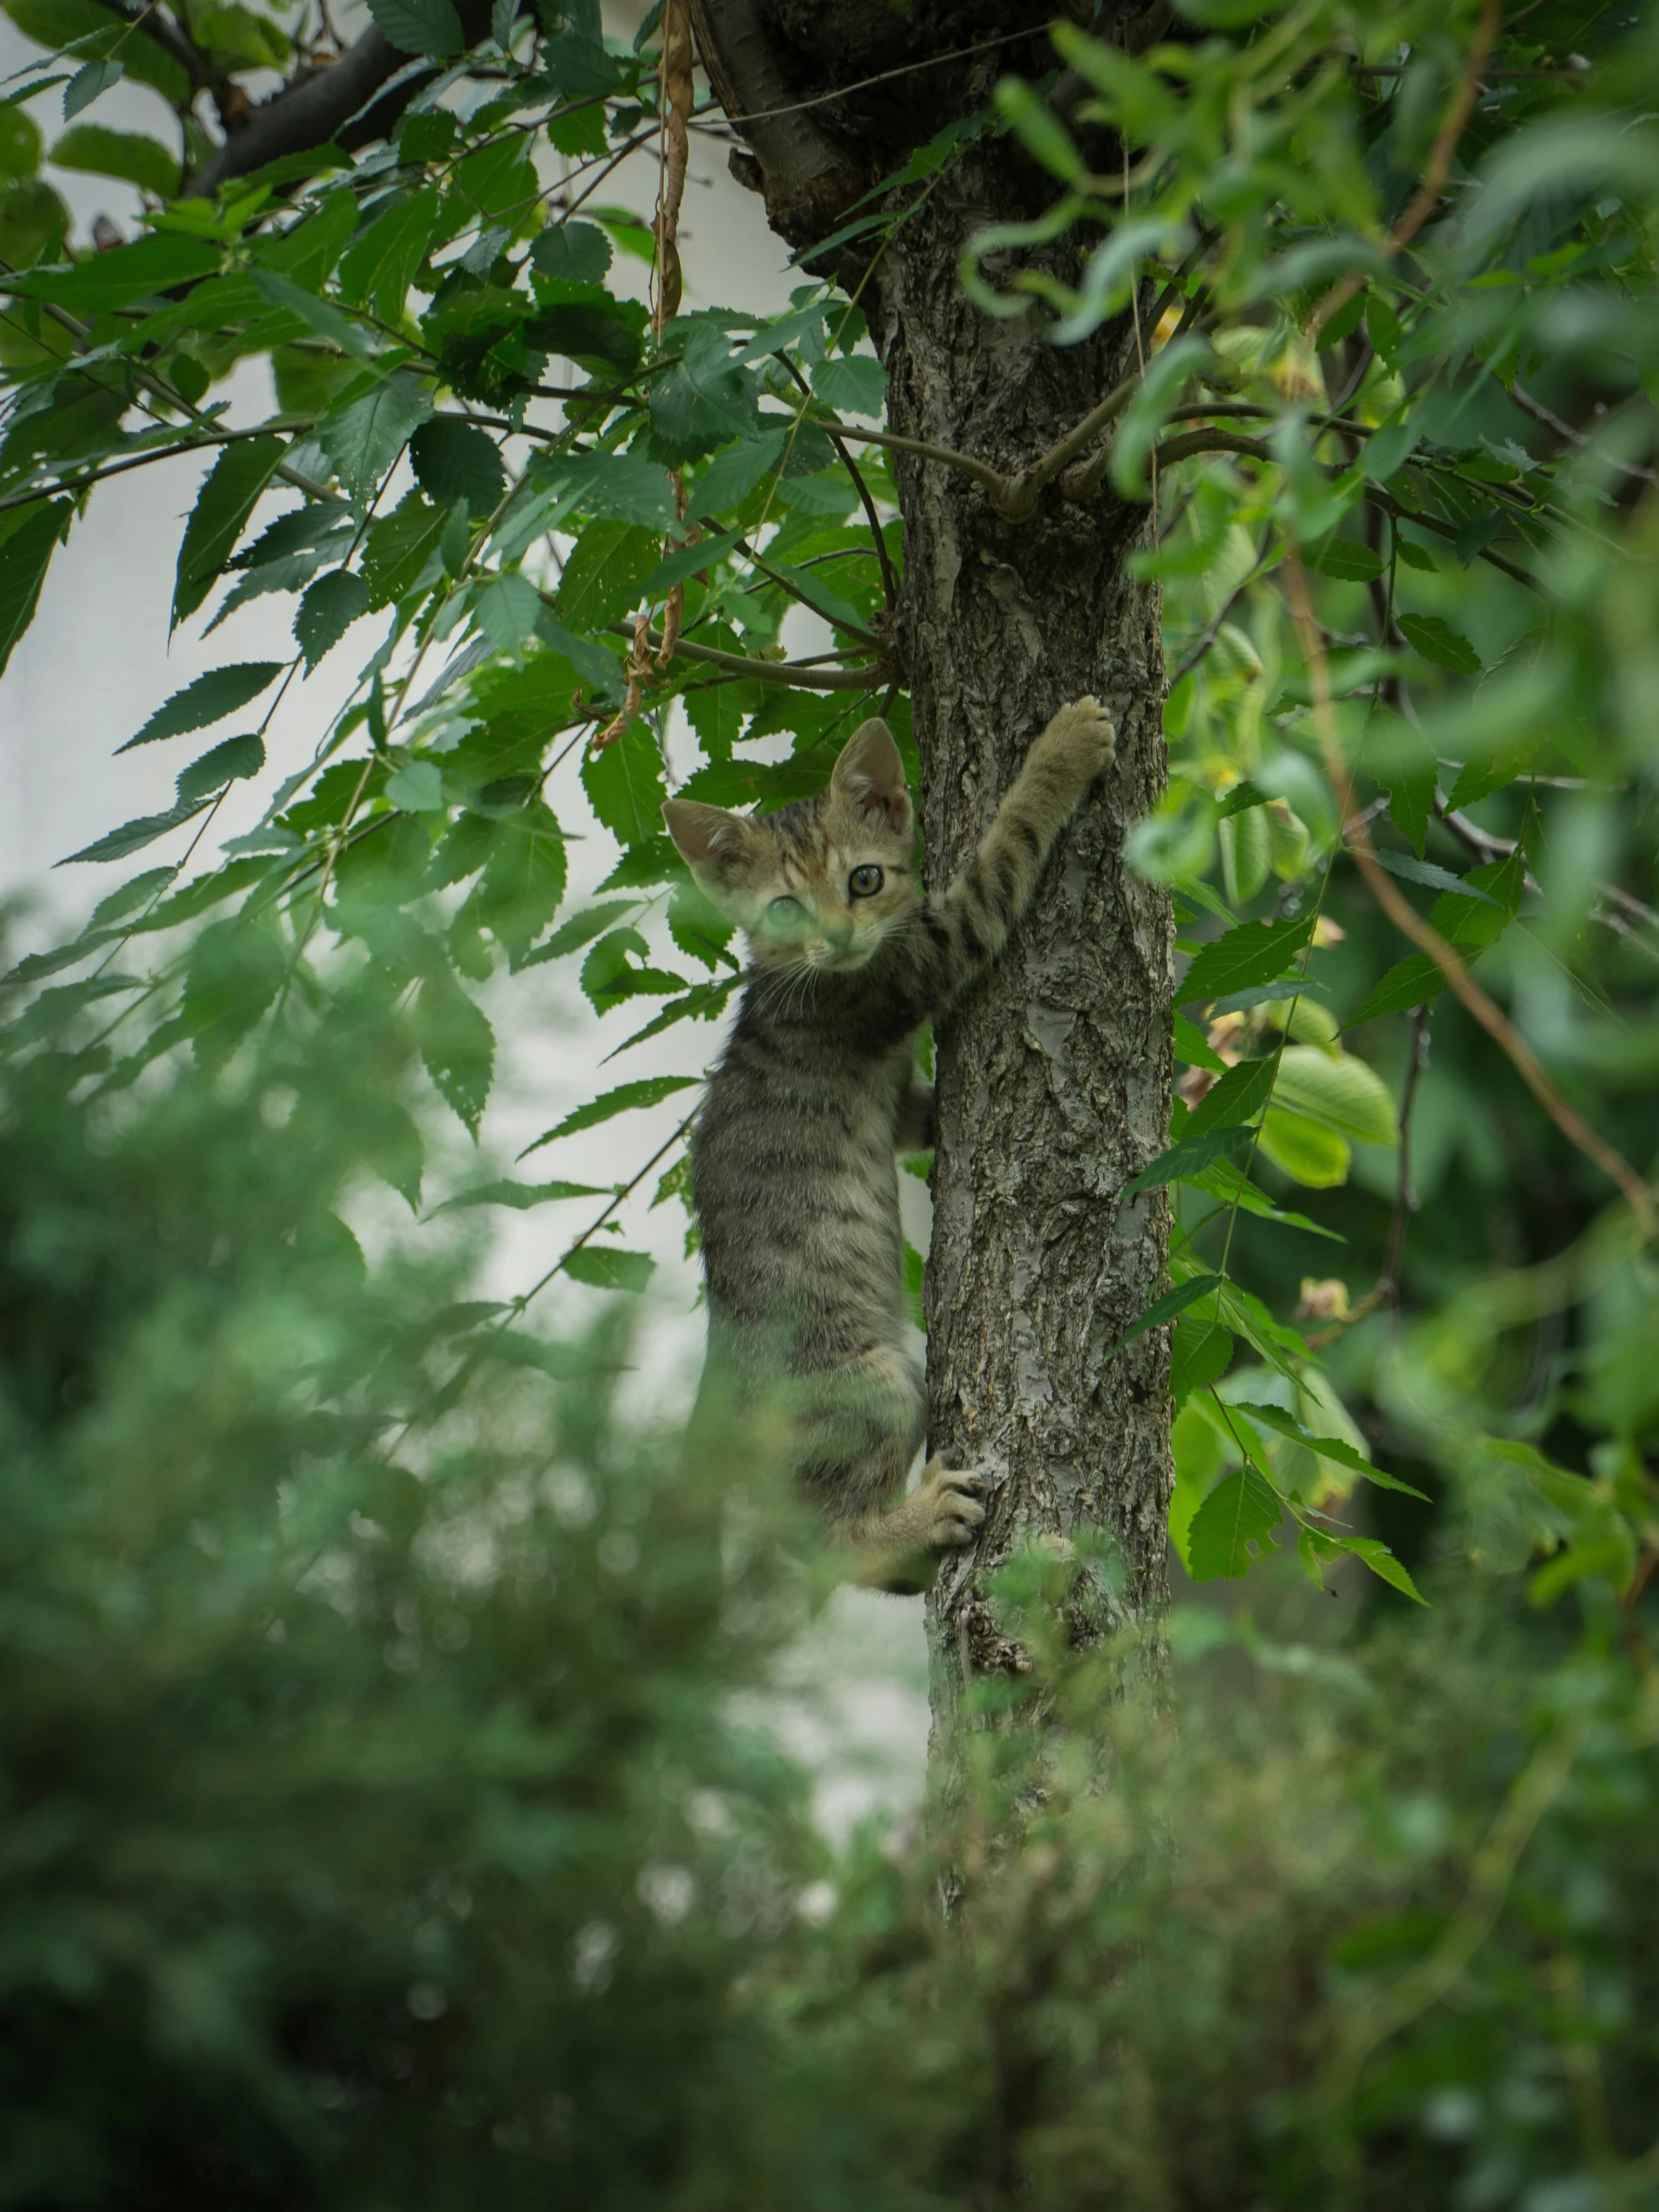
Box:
left=917, top=1459, right=986, bottom=1550
left=1038, top=695, right=1117, bottom=783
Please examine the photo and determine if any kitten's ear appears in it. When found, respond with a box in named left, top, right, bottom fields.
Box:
left=662, top=799, right=752, bottom=880
left=830, top=718, right=912, bottom=834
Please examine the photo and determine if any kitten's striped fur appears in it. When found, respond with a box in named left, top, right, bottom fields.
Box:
left=663, top=697, right=1116, bottom=1590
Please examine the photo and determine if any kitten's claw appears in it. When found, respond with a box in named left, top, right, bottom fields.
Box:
left=1038, top=694, right=1117, bottom=782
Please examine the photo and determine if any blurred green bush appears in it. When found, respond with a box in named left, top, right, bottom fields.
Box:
left=2, top=953, right=1656, bottom=2210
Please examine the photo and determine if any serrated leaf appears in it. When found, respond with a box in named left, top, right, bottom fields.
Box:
left=249, top=265, right=377, bottom=364
left=337, top=187, right=440, bottom=322
left=1122, top=1124, right=1257, bottom=1197
left=63, top=57, right=123, bottom=118
left=583, top=720, right=668, bottom=848
left=1385, top=761, right=1436, bottom=858
left=1185, top=1054, right=1278, bottom=1140
left=176, top=731, right=264, bottom=807
left=416, top=968, right=495, bottom=1133
left=1185, top=1461, right=1282, bottom=1581
left=173, top=435, right=285, bottom=628
left=465, top=801, right=567, bottom=967
left=1309, top=535, right=1383, bottom=582
left=1369, top=849, right=1501, bottom=905
left=648, top=321, right=762, bottom=463
left=3, top=230, right=219, bottom=313
left=410, top=417, right=507, bottom=517
left=519, top=1074, right=699, bottom=1156
left=810, top=352, right=884, bottom=416
left=0, top=499, right=70, bottom=679
left=529, top=220, right=612, bottom=286
left=1171, top=1318, right=1233, bottom=1411
left=1397, top=613, right=1482, bottom=675
left=366, top=0, right=464, bottom=56
left=431, top=1177, right=607, bottom=1213
left=1173, top=1011, right=1228, bottom=1074
left=520, top=901, right=639, bottom=965
left=315, top=372, right=432, bottom=507
left=294, top=568, right=371, bottom=668
left=57, top=800, right=208, bottom=865
left=562, top=1246, right=654, bottom=1292
left=1234, top=1400, right=1428, bottom=1496
left=1109, top=1274, right=1225, bottom=1354
left=121, top=662, right=284, bottom=752
left=694, top=428, right=788, bottom=518
left=1179, top=914, right=1316, bottom=1006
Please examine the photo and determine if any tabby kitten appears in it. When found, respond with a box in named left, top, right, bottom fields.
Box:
left=663, top=697, right=1116, bottom=1591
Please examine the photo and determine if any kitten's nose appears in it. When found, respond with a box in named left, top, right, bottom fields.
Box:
left=827, top=922, right=854, bottom=953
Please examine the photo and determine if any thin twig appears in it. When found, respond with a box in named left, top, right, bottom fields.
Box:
left=599, top=616, right=886, bottom=691
left=774, top=356, right=897, bottom=611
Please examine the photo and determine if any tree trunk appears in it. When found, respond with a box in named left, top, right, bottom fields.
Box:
left=690, top=4, right=1175, bottom=1738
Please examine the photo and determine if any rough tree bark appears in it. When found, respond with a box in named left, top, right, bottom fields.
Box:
left=690, top=1, right=1175, bottom=1738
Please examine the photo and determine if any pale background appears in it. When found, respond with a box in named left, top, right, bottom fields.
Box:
left=0, top=2, right=932, bottom=1835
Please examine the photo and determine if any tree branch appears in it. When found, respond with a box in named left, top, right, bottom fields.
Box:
left=601, top=620, right=888, bottom=691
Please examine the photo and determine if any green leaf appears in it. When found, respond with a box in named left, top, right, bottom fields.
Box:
left=694, top=429, right=787, bottom=517
left=1341, top=1536, right=1426, bottom=1603
left=1308, top=535, right=1383, bottom=582
left=809, top=353, right=885, bottom=417
left=648, top=320, right=762, bottom=463
left=50, top=123, right=179, bottom=198
left=1233, top=1401, right=1427, bottom=1495
left=562, top=1246, right=655, bottom=1292
left=1173, top=1011, right=1228, bottom=1074
left=1122, top=1124, right=1257, bottom=1196
left=1179, top=914, right=1316, bottom=1006
left=1185, top=1461, right=1282, bottom=1581
left=365, top=0, right=464, bottom=55
left=4, top=0, right=192, bottom=101
left=295, top=568, right=371, bottom=668
left=520, top=901, right=637, bottom=964
left=410, top=417, right=506, bottom=517
left=0, top=498, right=69, bottom=679
left=1397, top=613, right=1482, bottom=675
left=583, top=721, right=668, bottom=848
left=1271, top=1047, right=1396, bottom=1147
left=61, top=58, right=122, bottom=120
left=556, top=520, right=661, bottom=632
left=529, top=220, right=612, bottom=285
left=173, top=436, right=285, bottom=629
left=1186, top=1055, right=1277, bottom=1139
left=57, top=800, right=206, bottom=865
left=1385, top=761, right=1436, bottom=858
left=464, top=801, right=567, bottom=967
left=1170, top=1318, right=1233, bottom=1411
left=520, top=1074, right=699, bottom=1156
left=1257, top=1107, right=1351, bottom=1188
left=180, top=916, right=285, bottom=1068
left=1369, top=850, right=1501, bottom=906
left=337, top=187, right=441, bottom=323
left=384, top=760, right=445, bottom=814
left=121, top=662, right=283, bottom=752
left=416, top=968, right=495, bottom=1133
left=432, top=1177, right=608, bottom=1213
left=474, top=572, right=541, bottom=651
left=361, top=491, right=445, bottom=607
left=316, top=373, right=432, bottom=507
left=1109, top=1273, right=1225, bottom=1354
left=249, top=266, right=377, bottom=364
left=176, top=732, right=264, bottom=807
left=1, top=231, right=219, bottom=312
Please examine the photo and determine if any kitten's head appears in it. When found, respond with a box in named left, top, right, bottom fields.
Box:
left=662, top=719, right=917, bottom=974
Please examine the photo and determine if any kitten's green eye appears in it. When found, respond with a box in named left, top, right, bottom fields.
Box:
left=768, top=894, right=805, bottom=921
left=848, top=864, right=883, bottom=898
